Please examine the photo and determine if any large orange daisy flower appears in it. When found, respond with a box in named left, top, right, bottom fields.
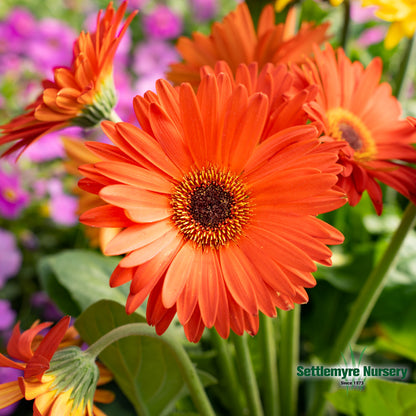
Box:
left=294, top=43, right=416, bottom=214
left=79, top=68, right=345, bottom=342
left=0, top=2, right=137, bottom=158
left=0, top=317, right=113, bottom=415
left=167, top=3, right=329, bottom=87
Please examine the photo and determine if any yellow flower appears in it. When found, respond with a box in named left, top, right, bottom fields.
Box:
left=275, top=0, right=343, bottom=12
left=362, top=0, right=416, bottom=48
left=275, top=0, right=293, bottom=13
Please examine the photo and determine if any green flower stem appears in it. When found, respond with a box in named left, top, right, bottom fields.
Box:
left=278, top=306, right=300, bottom=416
left=260, top=314, right=280, bottom=416
left=210, top=329, right=245, bottom=416
left=340, top=0, right=351, bottom=50
left=394, top=33, right=416, bottom=101
left=107, top=109, right=123, bottom=123
left=231, top=332, right=264, bottom=416
left=309, top=202, right=416, bottom=416
left=85, top=323, right=215, bottom=416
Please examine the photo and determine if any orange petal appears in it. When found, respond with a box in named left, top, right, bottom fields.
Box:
left=93, top=161, right=173, bottom=193
left=219, top=245, right=258, bottom=315
left=0, top=380, right=24, bottom=408
left=162, top=242, right=196, bottom=308
left=104, top=220, right=172, bottom=256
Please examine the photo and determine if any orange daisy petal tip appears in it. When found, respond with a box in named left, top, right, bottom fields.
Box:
left=295, top=42, right=416, bottom=215
left=407, top=116, right=416, bottom=127
left=0, top=1, right=138, bottom=159
left=167, top=2, right=330, bottom=87
left=79, top=68, right=346, bottom=343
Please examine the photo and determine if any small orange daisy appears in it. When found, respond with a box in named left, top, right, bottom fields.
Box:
left=167, top=3, right=329, bottom=87
left=0, top=317, right=114, bottom=416
left=293, top=43, right=416, bottom=214
left=0, top=2, right=137, bottom=158
left=79, top=68, right=345, bottom=342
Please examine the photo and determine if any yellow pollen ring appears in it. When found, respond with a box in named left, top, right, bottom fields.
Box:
left=170, top=166, right=252, bottom=249
left=327, top=108, right=376, bottom=161
left=2, top=188, right=17, bottom=202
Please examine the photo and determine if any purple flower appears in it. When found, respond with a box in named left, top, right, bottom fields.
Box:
left=0, top=8, right=36, bottom=56
left=142, top=5, right=183, bottom=40
left=0, top=229, right=21, bottom=289
left=23, top=132, right=65, bottom=162
left=114, top=69, right=136, bottom=123
left=190, top=0, right=218, bottom=22
left=27, top=18, right=76, bottom=77
left=31, top=292, right=62, bottom=321
left=7, top=8, right=36, bottom=42
left=23, top=127, right=82, bottom=163
left=357, top=26, right=386, bottom=46
left=133, top=39, right=179, bottom=76
left=0, top=367, right=22, bottom=415
left=0, top=167, right=29, bottom=219
left=47, top=179, right=78, bottom=226
left=0, top=300, right=16, bottom=331
left=127, top=0, right=149, bottom=10
left=351, top=3, right=379, bottom=23
left=134, top=73, right=165, bottom=96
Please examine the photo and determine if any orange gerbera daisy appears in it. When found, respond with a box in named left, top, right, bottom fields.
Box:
left=79, top=69, right=346, bottom=342
left=0, top=317, right=114, bottom=415
left=0, top=2, right=137, bottom=158
left=167, top=3, right=329, bottom=87
left=293, top=43, right=416, bottom=214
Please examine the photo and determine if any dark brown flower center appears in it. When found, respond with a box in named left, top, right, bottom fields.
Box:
left=327, top=108, right=376, bottom=161
left=338, top=123, right=362, bottom=151
left=170, top=167, right=252, bottom=248
left=189, top=184, right=233, bottom=228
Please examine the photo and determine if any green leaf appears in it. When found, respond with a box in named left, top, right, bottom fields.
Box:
left=37, top=255, right=81, bottom=316
left=327, top=379, right=416, bottom=416
left=371, top=232, right=416, bottom=362
left=37, top=249, right=134, bottom=317
left=75, top=300, right=214, bottom=416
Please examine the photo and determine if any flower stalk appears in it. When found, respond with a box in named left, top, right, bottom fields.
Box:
left=278, top=306, right=300, bottom=416
left=86, top=323, right=216, bottom=416
left=210, top=330, right=246, bottom=416
left=231, top=332, right=264, bottom=416
left=394, top=33, right=416, bottom=101
left=260, top=314, right=280, bottom=416
left=340, top=0, right=351, bottom=50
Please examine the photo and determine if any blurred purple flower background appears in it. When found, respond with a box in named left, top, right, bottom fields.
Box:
left=0, top=166, right=29, bottom=219
left=190, top=0, right=218, bottom=21
left=143, top=5, right=183, bottom=39
left=0, top=229, right=22, bottom=289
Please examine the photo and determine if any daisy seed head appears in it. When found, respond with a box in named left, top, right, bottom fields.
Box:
left=170, top=166, right=252, bottom=248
